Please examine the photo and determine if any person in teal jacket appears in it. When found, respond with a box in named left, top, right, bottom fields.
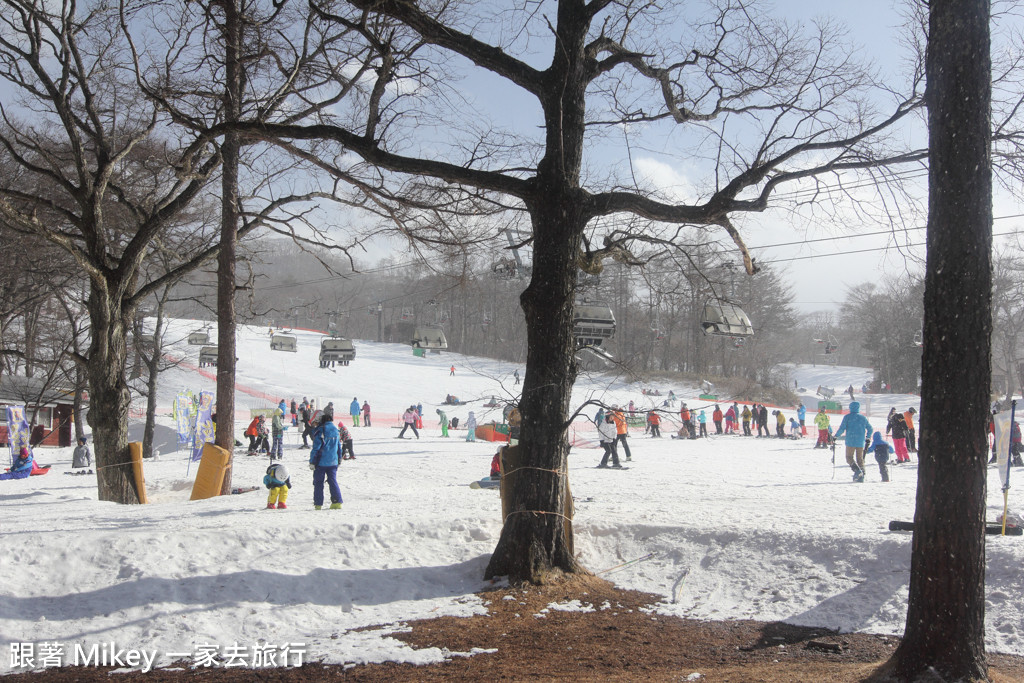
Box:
left=309, top=415, right=343, bottom=509
left=697, top=410, right=708, bottom=438
left=834, top=401, right=873, bottom=482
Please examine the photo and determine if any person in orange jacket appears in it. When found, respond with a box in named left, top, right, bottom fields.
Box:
left=646, top=411, right=662, bottom=438
left=611, top=407, right=632, bottom=461
left=903, top=407, right=917, bottom=452
left=712, top=405, right=724, bottom=434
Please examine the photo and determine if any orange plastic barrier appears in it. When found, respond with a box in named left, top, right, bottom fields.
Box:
left=129, top=442, right=148, bottom=504
left=190, top=443, right=231, bottom=501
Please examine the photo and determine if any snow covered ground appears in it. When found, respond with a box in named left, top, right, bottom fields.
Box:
left=1, top=319, right=1021, bottom=675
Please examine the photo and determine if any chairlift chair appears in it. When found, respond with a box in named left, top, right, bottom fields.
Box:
left=319, top=336, right=356, bottom=367
left=913, top=330, right=923, bottom=348
left=269, top=333, right=298, bottom=352
left=198, top=346, right=218, bottom=368
left=400, top=307, right=413, bottom=321
left=411, top=323, right=448, bottom=351
left=188, top=330, right=209, bottom=346
left=700, top=301, right=754, bottom=338
left=573, top=301, right=616, bottom=348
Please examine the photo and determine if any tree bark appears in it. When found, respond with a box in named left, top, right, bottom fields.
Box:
left=885, top=0, right=992, bottom=680
left=86, top=283, right=141, bottom=504
left=216, top=0, right=242, bottom=494
left=484, top=1, right=590, bottom=583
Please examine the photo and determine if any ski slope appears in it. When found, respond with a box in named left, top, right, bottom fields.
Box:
left=1, top=319, right=1021, bottom=675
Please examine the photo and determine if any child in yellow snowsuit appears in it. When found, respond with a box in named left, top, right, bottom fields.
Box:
left=264, top=463, right=292, bottom=509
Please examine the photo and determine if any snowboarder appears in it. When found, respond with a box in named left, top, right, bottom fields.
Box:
left=349, top=397, right=361, bottom=427
left=868, top=432, right=894, bottom=482
left=833, top=401, right=873, bottom=482
left=309, top=415, right=343, bottom=510
left=263, top=462, right=291, bottom=509
left=597, top=414, right=622, bottom=468
left=72, top=437, right=91, bottom=468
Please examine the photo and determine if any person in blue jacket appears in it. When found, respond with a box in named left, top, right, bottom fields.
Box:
left=868, top=431, right=895, bottom=482
left=0, top=447, right=35, bottom=481
left=833, top=401, right=873, bottom=482
left=797, top=402, right=807, bottom=436
left=309, top=415, right=343, bottom=509
left=349, top=397, right=361, bottom=427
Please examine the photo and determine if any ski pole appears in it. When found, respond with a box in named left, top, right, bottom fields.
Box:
left=597, top=552, right=656, bottom=575
left=1003, top=400, right=1016, bottom=536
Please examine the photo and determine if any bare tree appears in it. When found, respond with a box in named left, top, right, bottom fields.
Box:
left=882, top=0, right=993, bottom=679
left=236, top=0, right=943, bottom=583
left=0, top=0, right=224, bottom=502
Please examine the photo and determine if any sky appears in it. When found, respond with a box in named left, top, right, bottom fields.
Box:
left=1, top=319, right=1022, bottom=675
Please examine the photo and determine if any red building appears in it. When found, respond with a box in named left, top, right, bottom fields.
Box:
left=0, top=375, right=84, bottom=448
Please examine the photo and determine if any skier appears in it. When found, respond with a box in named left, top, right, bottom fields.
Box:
left=337, top=420, right=355, bottom=460
left=774, top=410, right=786, bottom=438
left=596, top=414, right=622, bottom=468
left=300, top=400, right=314, bottom=448
left=72, top=437, right=92, bottom=468
left=449, top=365, right=455, bottom=376
left=465, top=411, right=478, bottom=442
left=903, top=407, right=917, bottom=452
left=833, top=401, right=873, bottom=482
left=270, top=407, right=285, bottom=461
left=646, top=411, right=661, bottom=438
left=868, top=432, right=894, bottom=482
left=362, top=400, right=372, bottom=427
left=697, top=410, right=708, bottom=438
left=349, top=397, right=361, bottom=427
left=263, top=462, right=291, bottom=509
left=797, top=402, right=807, bottom=436
left=611, top=407, right=632, bottom=461
left=397, top=406, right=420, bottom=439
left=814, top=407, right=831, bottom=448
left=712, top=405, right=724, bottom=434
left=436, top=408, right=450, bottom=437
left=757, top=404, right=769, bottom=437
left=309, top=415, right=343, bottom=510
left=513, top=369, right=520, bottom=385
left=886, top=408, right=911, bottom=464
left=724, top=404, right=736, bottom=434
left=741, top=405, right=752, bottom=436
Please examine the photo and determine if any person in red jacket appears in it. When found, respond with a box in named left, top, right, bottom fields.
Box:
left=712, top=405, right=724, bottom=434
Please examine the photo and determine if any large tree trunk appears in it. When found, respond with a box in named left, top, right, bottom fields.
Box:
left=484, top=205, right=584, bottom=582
left=86, top=283, right=141, bottom=504
left=215, top=0, right=242, bottom=494
left=484, top=1, right=589, bottom=583
left=884, top=0, right=992, bottom=680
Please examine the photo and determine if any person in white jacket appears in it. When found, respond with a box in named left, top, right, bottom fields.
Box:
left=597, top=414, right=622, bottom=468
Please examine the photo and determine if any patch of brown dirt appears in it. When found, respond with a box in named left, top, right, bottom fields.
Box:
left=12, top=580, right=1024, bottom=682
